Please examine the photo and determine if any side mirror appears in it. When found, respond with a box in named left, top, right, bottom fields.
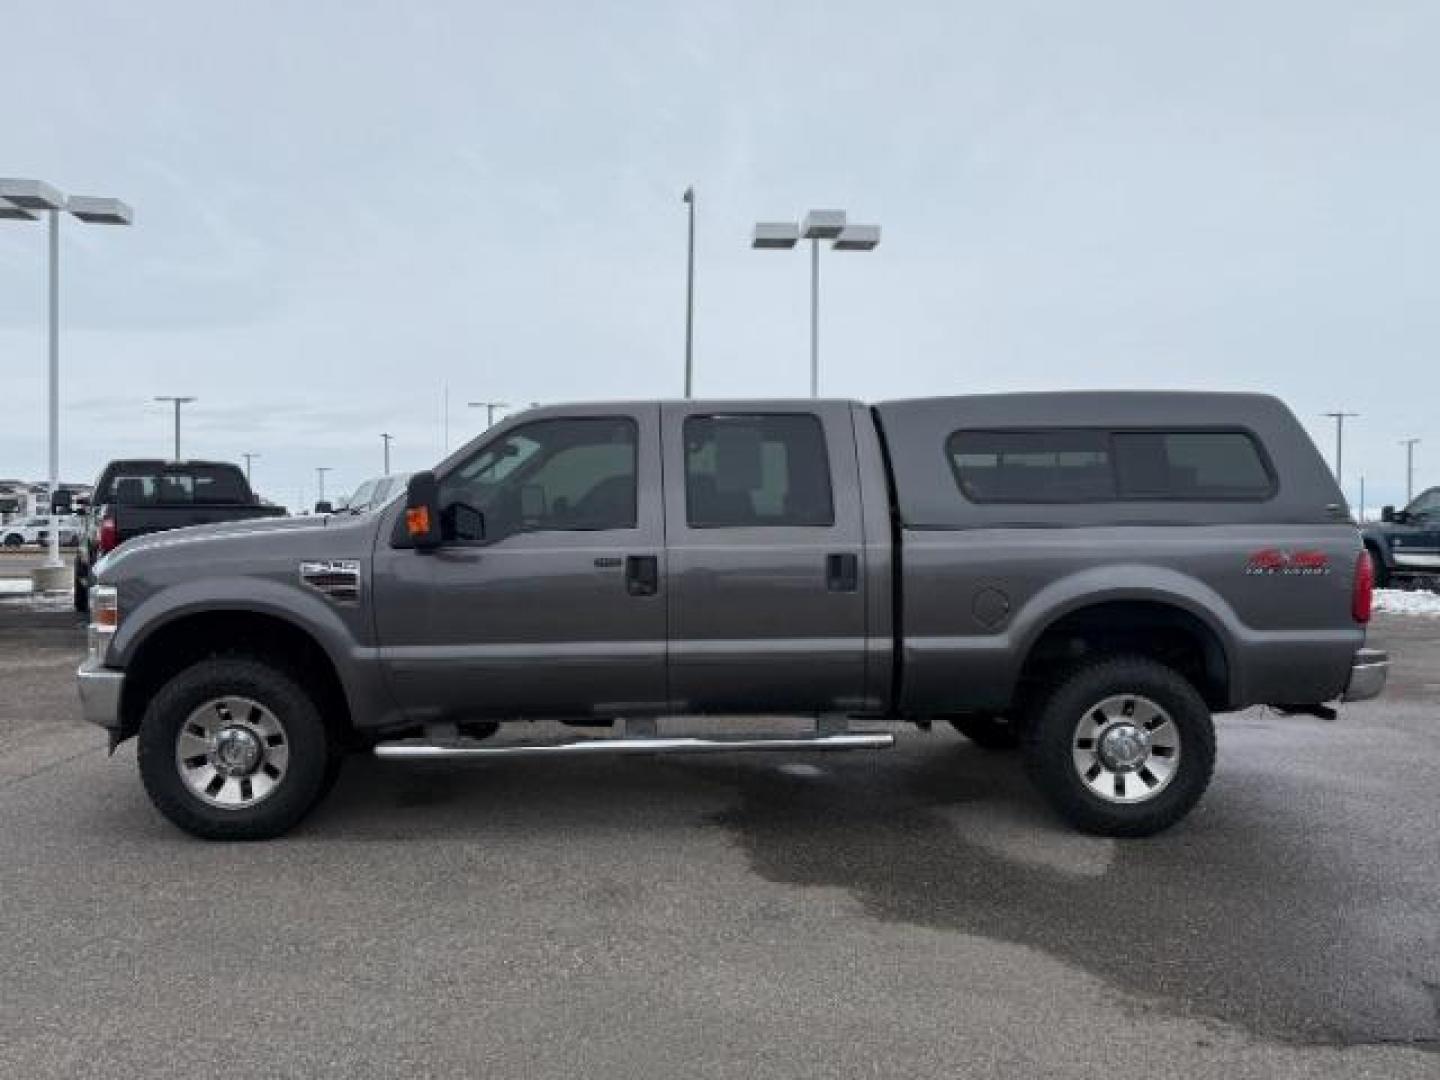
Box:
left=1381, top=505, right=1396, bottom=523
left=442, top=502, right=485, bottom=543
left=314, top=500, right=334, bottom=515
left=396, top=470, right=442, bottom=550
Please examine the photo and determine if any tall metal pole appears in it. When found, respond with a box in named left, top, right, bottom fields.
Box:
left=1322, top=411, right=1357, bottom=491
left=1359, top=475, right=1366, bottom=522
left=316, top=467, right=330, bottom=504
left=381, top=433, right=393, bottom=475
left=44, top=209, right=60, bottom=570
left=1400, top=438, right=1421, bottom=504
left=242, top=452, right=258, bottom=484
left=683, top=187, right=696, bottom=398
left=809, top=237, right=820, bottom=398
left=154, top=397, right=195, bottom=460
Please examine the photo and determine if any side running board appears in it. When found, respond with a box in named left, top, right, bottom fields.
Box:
left=374, top=730, right=894, bottom=761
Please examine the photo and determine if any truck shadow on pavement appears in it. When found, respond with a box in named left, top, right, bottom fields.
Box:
left=295, top=733, right=1440, bottom=1054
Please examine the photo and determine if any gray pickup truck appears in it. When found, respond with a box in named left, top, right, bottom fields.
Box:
left=77, top=392, right=1387, bottom=840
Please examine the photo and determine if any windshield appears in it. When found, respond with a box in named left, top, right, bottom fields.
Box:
left=346, top=480, right=378, bottom=512
left=1408, top=488, right=1440, bottom=518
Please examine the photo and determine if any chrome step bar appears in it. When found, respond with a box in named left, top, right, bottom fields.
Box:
left=374, top=732, right=894, bottom=761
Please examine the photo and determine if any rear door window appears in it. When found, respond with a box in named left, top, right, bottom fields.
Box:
left=684, top=414, right=834, bottom=527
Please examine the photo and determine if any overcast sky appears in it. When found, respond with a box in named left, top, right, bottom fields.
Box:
left=2, top=1, right=1436, bottom=511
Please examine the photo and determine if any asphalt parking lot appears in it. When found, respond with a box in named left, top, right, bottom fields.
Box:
left=0, top=598, right=1436, bottom=1079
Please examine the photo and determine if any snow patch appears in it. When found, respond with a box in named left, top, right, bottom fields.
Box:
left=1374, top=588, right=1440, bottom=617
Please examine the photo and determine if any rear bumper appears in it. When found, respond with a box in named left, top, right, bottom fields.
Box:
left=77, top=659, right=125, bottom=730
left=1342, top=648, right=1389, bottom=703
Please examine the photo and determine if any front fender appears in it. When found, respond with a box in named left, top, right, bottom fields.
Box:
left=110, top=576, right=394, bottom=730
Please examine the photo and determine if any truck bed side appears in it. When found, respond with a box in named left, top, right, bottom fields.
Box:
left=873, top=392, right=1365, bottom=714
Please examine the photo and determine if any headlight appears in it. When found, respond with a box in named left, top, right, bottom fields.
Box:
left=88, top=585, right=119, bottom=664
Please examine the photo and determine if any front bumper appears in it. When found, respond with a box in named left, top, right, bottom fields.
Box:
left=77, top=658, right=125, bottom=730
left=1342, top=648, right=1389, bottom=703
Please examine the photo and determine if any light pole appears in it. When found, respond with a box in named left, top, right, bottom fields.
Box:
left=752, top=209, right=880, bottom=397
left=154, top=396, right=197, bottom=460
left=316, top=467, right=331, bottom=507
left=242, top=452, right=260, bottom=485
left=1322, top=411, right=1358, bottom=493
left=1, top=178, right=131, bottom=592
left=381, top=433, right=394, bottom=475
left=1400, top=438, right=1421, bottom=505
left=468, top=401, right=508, bottom=428
left=683, top=186, right=696, bottom=397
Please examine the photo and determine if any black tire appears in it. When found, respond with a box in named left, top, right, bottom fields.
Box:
left=137, top=657, right=337, bottom=840
left=948, top=714, right=1022, bottom=750
left=73, top=564, right=89, bottom=614
left=1023, top=655, right=1216, bottom=838
left=1366, top=546, right=1390, bottom=590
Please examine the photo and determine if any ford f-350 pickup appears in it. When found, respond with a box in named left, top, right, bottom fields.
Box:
left=77, top=393, right=1386, bottom=840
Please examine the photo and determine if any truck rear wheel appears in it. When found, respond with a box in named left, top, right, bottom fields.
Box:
left=1023, top=655, right=1216, bottom=837
left=137, top=658, right=337, bottom=840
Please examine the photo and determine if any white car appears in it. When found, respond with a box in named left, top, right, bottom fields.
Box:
left=340, top=473, right=410, bottom=515
left=1, top=515, right=80, bottom=548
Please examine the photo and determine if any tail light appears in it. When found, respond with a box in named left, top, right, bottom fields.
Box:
left=1352, top=550, right=1374, bottom=624
left=98, top=514, right=118, bottom=554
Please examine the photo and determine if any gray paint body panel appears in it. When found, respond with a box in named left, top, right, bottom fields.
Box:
left=92, top=392, right=1368, bottom=735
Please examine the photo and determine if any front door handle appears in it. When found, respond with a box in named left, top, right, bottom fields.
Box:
left=826, top=553, right=859, bottom=592
left=625, top=555, right=659, bottom=596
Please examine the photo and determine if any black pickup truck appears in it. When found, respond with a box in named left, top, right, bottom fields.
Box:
left=1363, top=486, right=1440, bottom=588
left=73, top=460, right=286, bottom=612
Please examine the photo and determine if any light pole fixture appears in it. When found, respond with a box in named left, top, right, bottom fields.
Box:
left=154, top=396, right=197, bottom=461
left=1, top=178, right=132, bottom=591
left=468, top=401, right=508, bottom=428
left=1400, top=438, right=1421, bottom=504
left=316, top=467, right=331, bottom=507
left=381, top=433, right=394, bottom=475
left=752, top=208, right=880, bottom=398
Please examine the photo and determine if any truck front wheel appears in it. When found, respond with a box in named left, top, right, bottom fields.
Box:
left=1023, top=655, right=1216, bottom=837
left=137, top=658, right=337, bottom=840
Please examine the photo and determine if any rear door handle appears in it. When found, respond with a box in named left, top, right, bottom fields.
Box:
left=826, top=553, right=859, bottom=592
left=625, top=555, right=659, bottom=596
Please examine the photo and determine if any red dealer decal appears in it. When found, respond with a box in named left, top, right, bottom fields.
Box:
left=1245, top=549, right=1332, bottom=576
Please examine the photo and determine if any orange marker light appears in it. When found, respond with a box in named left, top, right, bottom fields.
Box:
left=406, top=506, right=431, bottom=537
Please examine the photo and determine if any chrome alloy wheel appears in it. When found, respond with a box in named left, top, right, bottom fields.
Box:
left=175, top=696, right=290, bottom=809
left=1071, top=694, right=1181, bottom=804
